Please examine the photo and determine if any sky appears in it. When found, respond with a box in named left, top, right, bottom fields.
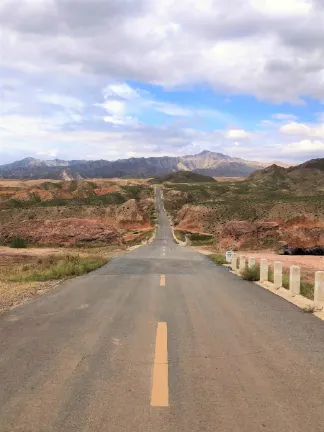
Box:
left=0, top=0, right=324, bottom=165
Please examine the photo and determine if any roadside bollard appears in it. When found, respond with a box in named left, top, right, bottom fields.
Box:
left=248, top=257, right=256, bottom=269
left=231, top=254, right=238, bottom=271
left=273, top=261, right=283, bottom=289
left=239, top=256, right=246, bottom=273
left=260, top=259, right=268, bottom=282
left=290, top=266, right=300, bottom=297
left=314, top=271, right=324, bottom=310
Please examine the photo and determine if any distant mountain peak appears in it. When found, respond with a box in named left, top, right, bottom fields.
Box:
left=198, top=150, right=213, bottom=155
left=0, top=152, right=292, bottom=180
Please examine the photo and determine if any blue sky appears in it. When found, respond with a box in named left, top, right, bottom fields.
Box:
left=1, top=0, right=324, bottom=165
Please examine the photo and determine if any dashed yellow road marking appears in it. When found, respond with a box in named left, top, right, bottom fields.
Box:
left=160, top=275, right=165, bottom=286
left=151, top=322, right=169, bottom=407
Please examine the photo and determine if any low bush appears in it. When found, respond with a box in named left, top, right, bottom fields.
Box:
left=8, top=254, right=107, bottom=282
left=268, top=268, right=274, bottom=283
left=282, top=274, right=290, bottom=289
left=189, top=232, right=214, bottom=246
left=10, top=236, right=27, bottom=249
left=300, top=282, right=314, bottom=300
left=209, top=254, right=227, bottom=265
left=174, top=230, right=186, bottom=242
left=241, top=265, right=260, bottom=281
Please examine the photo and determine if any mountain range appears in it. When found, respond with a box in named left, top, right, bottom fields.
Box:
left=0, top=151, right=290, bottom=179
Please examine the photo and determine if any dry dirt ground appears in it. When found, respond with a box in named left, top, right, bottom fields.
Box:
left=0, top=245, right=124, bottom=313
left=0, top=178, right=151, bottom=187
left=213, top=177, right=246, bottom=182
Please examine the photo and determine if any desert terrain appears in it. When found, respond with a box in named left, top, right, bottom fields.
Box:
left=0, top=178, right=156, bottom=311
left=161, top=161, right=324, bottom=286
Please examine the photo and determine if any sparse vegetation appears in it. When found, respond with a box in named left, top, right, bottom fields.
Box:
left=174, top=229, right=187, bottom=242
left=5, top=254, right=107, bottom=283
left=241, top=265, right=261, bottom=281
left=302, top=305, right=315, bottom=313
left=10, top=236, right=27, bottom=249
left=300, top=282, right=314, bottom=300
left=124, top=229, right=155, bottom=247
left=189, top=233, right=214, bottom=246
left=150, top=171, right=217, bottom=184
left=209, top=254, right=227, bottom=265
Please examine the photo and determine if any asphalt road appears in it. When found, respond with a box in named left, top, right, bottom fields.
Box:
left=1, top=187, right=324, bottom=431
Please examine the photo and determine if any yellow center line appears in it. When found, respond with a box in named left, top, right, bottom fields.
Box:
left=151, top=322, right=169, bottom=407
left=160, top=275, right=165, bottom=286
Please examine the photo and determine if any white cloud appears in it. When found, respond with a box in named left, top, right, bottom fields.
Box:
left=97, top=81, right=233, bottom=126
left=103, top=83, right=140, bottom=100
left=226, top=129, right=251, bottom=139
left=37, top=93, right=84, bottom=111
left=280, top=122, right=313, bottom=136
left=1, top=0, right=324, bottom=103
left=102, top=100, right=126, bottom=116
left=282, top=139, right=324, bottom=154
left=280, top=121, right=324, bottom=138
left=272, top=113, right=298, bottom=121
left=36, top=149, right=59, bottom=158
left=251, top=0, right=311, bottom=16
left=148, top=101, right=193, bottom=117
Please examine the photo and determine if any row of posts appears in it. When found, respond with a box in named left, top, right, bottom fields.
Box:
left=231, top=253, right=324, bottom=310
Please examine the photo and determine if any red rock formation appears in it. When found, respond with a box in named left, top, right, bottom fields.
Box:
left=0, top=218, right=122, bottom=246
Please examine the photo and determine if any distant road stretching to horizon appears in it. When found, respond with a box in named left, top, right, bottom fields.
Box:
left=1, top=187, right=324, bottom=431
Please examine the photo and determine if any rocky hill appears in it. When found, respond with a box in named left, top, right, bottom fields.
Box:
left=0, top=179, right=155, bottom=247
left=249, top=158, right=324, bottom=195
left=150, top=171, right=217, bottom=184
left=163, top=158, right=324, bottom=252
left=0, top=151, right=282, bottom=179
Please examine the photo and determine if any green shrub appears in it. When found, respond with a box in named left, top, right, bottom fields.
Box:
left=282, top=274, right=290, bottom=289
left=189, top=232, right=214, bottom=246
left=10, top=236, right=27, bottom=248
left=300, top=283, right=314, bottom=300
left=190, top=233, right=213, bottom=241
left=209, top=254, right=227, bottom=265
left=268, top=268, right=274, bottom=283
left=120, top=185, right=142, bottom=200
left=241, top=265, right=260, bottom=281
left=174, top=230, right=186, bottom=242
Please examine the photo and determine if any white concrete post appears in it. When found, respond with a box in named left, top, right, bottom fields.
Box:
left=273, top=261, right=283, bottom=289
left=231, top=254, right=238, bottom=271
left=248, top=257, right=256, bottom=269
left=260, top=259, right=268, bottom=282
left=239, top=256, right=246, bottom=273
left=314, top=271, right=324, bottom=310
left=290, top=266, right=300, bottom=297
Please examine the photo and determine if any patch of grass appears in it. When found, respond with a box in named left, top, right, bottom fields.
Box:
left=124, top=229, right=155, bottom=247
left=190, top=233, right=213, bottom=241
left=209, top=254, right=227, bottom=265
left=274, top=272, right=314, bottom=300
left=300, top=282, right=314, bottom=300
left=120, top=185, right=142, bottom=200
left=149, top=208, right=157, bottom=224
left=241, top=265, right=260, bottom=281
left=282, top=274, right=290, bottom=289
left=174, top=230, right=186, bottom=242
left=268, top=268, right=274, bottom=283
left=7, top=255, right=107, bottom=282
left=189, top=232, right=214, bottom=246
left=10, top=236, right=27, bottom=249
left=302, top=305, right=315, bottom=313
